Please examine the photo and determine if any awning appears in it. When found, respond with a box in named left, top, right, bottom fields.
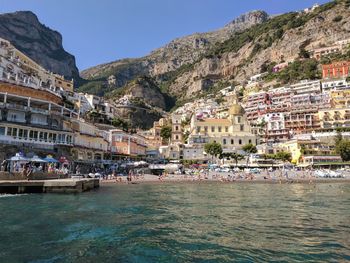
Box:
left=43, top=156, right=59, bottom=163
left=30, top=156, right=47, bottom=163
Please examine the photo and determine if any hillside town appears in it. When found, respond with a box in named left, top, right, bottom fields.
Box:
left=2, top=2, right=350, bottom=263
left=1, top=34, right=350, bottom=175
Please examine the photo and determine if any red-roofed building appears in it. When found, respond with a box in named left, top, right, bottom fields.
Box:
left=322, top=61, right=350, bottom=79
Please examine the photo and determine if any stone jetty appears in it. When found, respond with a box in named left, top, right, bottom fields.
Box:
left=0, top=178, right=99, bottom=194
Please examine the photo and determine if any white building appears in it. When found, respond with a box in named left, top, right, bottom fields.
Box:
left=321, top=78, right=349, bottom=91
left=291, top=80, right=321, bottom=95
left=183, top=145, right=207, bottom=161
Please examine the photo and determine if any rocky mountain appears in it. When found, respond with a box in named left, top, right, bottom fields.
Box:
left=105, top=76, right=169, bottom=129
left=0, top=11, right=79, bottom=80
left=80, top=10, right=269, bottom=86
left=80, top=0, right=350, bottom=105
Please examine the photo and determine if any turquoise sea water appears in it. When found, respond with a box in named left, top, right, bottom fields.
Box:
left=0, top=183, right=349, bottom=263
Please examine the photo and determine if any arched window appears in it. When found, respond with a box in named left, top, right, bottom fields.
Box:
left=231, top=139, right=234, bottom=145
left=239, top=139, right=242, bottom=145
left=223, top=139, right=227, bottom=145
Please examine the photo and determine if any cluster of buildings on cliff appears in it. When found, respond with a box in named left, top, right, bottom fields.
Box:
left=1, top=34, right=350, bottom=169
left=0, top=37, right=148, bottom=172
left=141, top=37, right=350, bottom=167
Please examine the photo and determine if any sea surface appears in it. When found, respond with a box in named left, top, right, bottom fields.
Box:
left=0, top=183, right=349, bottom=262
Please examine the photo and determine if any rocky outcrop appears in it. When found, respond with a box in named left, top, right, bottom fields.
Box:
left=118, top=76, right=167, bottom=110
left=0, top=11, right=80, bottom=80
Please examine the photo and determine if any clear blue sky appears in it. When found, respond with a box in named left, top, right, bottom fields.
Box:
left=1, top=0, right=330, bottom=71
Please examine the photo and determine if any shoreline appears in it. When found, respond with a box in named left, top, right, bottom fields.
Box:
left=100, top=176, right=350, bottom=185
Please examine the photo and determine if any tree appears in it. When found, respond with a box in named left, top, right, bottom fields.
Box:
left=336, top=139, right=350, bottom=162
left=275, top=151, right=292, bottom=163
left=334, top=129, right=343, bottom=147
left=204, top=142, right=223, bottom=163
left=160, top=126, right=172, bottom=143
left=299, top=48, right=310, bottom=59
left=112, top=117, right=130, bottom=131
left=230, top=153, right=245, bottom=167
left=242, top=143, right=257, bottom=167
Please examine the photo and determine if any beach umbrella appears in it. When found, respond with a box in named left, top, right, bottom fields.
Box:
left=43, top=156, right=59, bottom=163
left=30, top=156, right=47, bottom=163
left=8, top=155, right=30, bottom=162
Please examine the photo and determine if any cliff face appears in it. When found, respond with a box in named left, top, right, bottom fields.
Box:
left=0, top=11, right=80, bottom=80
left=80, top=1, right=350, bottom=103
left=80, top=11, right=269, bottom=85
left=166, top=1, right=350, bottom=99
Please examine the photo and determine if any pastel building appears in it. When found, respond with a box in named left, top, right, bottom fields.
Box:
left=318, top=108, right=350, bottom=130
left=109, top=129, right=147, bottom=158
left=322, top=61, right=350, bottom=79
left=290, top=80, right=321, bottom=95
left=189, top=104, right=257, bottom=153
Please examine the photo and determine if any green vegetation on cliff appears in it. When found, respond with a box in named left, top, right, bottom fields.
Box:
left=264, top=59, right=321, bottom=84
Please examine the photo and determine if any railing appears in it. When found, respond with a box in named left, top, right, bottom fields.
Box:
left=6, top=103, right=27, bottom=111
left=31, top=107, right=49, bottom=114
left=0, top=137, right=54, bottom=150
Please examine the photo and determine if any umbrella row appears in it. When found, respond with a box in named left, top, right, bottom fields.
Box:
left=8, top=155, right=59, bottom=163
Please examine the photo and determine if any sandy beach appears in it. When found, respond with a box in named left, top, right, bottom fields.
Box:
left=100, top=172, right=350, bottom=185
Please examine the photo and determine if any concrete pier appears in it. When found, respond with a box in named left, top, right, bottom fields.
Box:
left=0, top=178, right=99, bottom=194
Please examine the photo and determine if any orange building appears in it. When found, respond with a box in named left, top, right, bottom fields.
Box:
left=322, top=61, right=350, bottom=79
left=109, top=129, right=146, bottom=158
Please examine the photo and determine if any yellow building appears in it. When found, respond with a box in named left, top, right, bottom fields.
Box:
left=54, top=74, right=74, bottom=93
left=9, top=46, right=45, bottom=74
left=190, top=104, right=257, bottom=152
left=330, top=90, right=350, bottom=108
left=281, top=138, right=333, bottom=164
left=318, top=108, right=350, bottom=130
left=70, top=120, right=108, bottom=161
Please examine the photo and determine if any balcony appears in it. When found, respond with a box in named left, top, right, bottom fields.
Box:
left=30, top=107, right=49, bottom=115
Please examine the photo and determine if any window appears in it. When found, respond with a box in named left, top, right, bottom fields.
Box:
left=196, top=127, right=201, bottom=133
left=7, top=127, right=12, bottom=136
left=52, top=119, right=59, bottom=128
left=19, top=129, right=24, bottom=138
left=8, top=127, right=16, bottom=137
left=175, top=135, right=179, bottom=140
left=237, top=117, right=241, bottom=123
left=211, top=126, right=215, bottom=132
left=218, top=127, right=222, bottom=132
left=52, top=133, right=57, bottom=142
left=204, top=126, right=208, bottom=133
left=175, top=126, right=179, bottom=131
left=0, top=127, right=5, bottom=135
left=225, top=127, right=229, bottom=133
left=240, top=124, right=244, bottom=131
left=239, top=139, right=242, bottom=145
left=33, top=131, right=38, bottom=139
left=223, top=139, right=227, bottom=145
left=231, top=139, right=234, bottom=145
left=249, top=139, right=252, bottom=144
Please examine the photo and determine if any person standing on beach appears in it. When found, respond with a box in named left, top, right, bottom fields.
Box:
left=127, top=170, right=132, bottom=183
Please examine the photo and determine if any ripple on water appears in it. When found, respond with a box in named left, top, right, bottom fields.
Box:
left=0, top=183, right=349, bottom=262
